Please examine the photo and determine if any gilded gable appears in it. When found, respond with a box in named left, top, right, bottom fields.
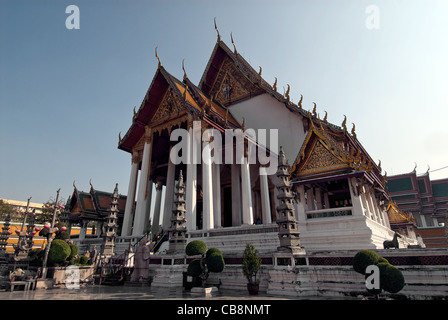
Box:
left=211, top=56, right=263, bottom=106
left=151, top=89, right=184, bottom=123
left=297, top=139, right=348, bottom=177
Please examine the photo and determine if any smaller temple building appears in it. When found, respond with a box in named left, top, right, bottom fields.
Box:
left=61, top=183, right=127, bottom=243
left=386, top=171, right=448, bottom=248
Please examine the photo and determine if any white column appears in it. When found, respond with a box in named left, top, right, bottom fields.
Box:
left=213, top=163, right=222, bottom=228
left=162, top=151, right=176, bottom=231
left=260, top=167, right=272, bottom=224
left=349, top=178, right=366, bottom=216
left=121, top=154, right=139, bottom=236
left=315, top=187, right=322, bottom=210
left=241, top=157, right=254, bottom=225
left=186, top=124, right=198, bottom=231
left=151, top=181, right=163, bottom=235
left=79, top=220, right=88, bottom=240
left=295, top=185, right=307, bottom=221
left=202, top=136, right=214, bottom=230
left=133, top=133, right=152, bottom=236
left=231, top=163, right=242, bottom=226
left=143, top=180, right=153, bottom=234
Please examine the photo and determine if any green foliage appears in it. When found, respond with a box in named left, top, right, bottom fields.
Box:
left=28, top=248, right=44, bottom=266
left=48, top=239, right=71, bottom=266
left=185, top=240, right=207, bottom=256
left=69, top=244, right=79, bottom=260
left=207, top=252, right=225, bottom=273
left=54, top=222, right=70, bottom=240
left=353, top=250, right=387, bottom=274
left=185, top=242, right=224, bottom=287
left=187, top=259, right=202, bottom=277
left=377, top=262, right=405, bottom=294
left=75, top=255, right=89, bottom=265
left=242, top=244, right=262, bottom=284
left=353, top=249, right=405, bottom=296
left=206, top=247, right=222, bottom=258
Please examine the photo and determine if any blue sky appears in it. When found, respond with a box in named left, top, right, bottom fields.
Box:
left=1, top=0, right=447, bottom=204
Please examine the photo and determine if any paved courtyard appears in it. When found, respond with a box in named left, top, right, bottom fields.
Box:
left=0, top=284, right=341, bottom=300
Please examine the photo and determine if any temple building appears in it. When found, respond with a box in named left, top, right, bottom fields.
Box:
left=62, top=183, right=127, bottom=241
left=116, top=33, right=418, bottom=254
left=386, top=170, right=448, bottom=248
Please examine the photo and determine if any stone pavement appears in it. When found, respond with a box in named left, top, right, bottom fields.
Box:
left=0, top=284, right=338, bottom=300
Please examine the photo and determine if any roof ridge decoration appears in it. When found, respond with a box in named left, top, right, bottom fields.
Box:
left=155, top=46, right=162, bottom=68
left=230, top=32, right=238, bottom=55
left=214, top=17, right=221, bottom=42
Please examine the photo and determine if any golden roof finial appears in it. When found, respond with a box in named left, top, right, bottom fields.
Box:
left=118, top=131, right=122, bottom=145
left=155, top=46, right=162, bottom=68
left=214, top=17, right=221, bottom=42
left=133, top=106, right=137, bottom=120
left=312, top=102, right=317, bottom=117
left=351, top=123, right=357, bottom=139
left=182, top=59, right=187, bottom=80
left=285, top=84, right=290, bottom=101
left=231, top=32, right=238, bottom=55
left=342, top=115, right=347, bottom=132
left=258, top=66, right=262, bottom=78
left=298, top=94, right=303, bottom=109
left=273, top=77, right=277, bottom=91
left=323, top=111, right=328, bottom=122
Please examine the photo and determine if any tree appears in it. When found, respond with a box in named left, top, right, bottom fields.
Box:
left=0, top=200, right=21, bottom=222
left=185, top=240, right=225, bottom=288
left=242, top=244, right=262, bottom=285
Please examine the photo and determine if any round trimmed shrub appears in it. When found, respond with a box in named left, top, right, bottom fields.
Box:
left=68, top=244, right=78, bottom=260
left=206, top=248, right=222, bottom=258
left=187, top=259, right=202, bottom=277
left=77, top=255, right=89, bottom=265
left=48, top=239, right=71, bottom=265
left=207, top=253, right=225, bottom=273
left=353, top=250, right=387, bottom=274
left=377, top=262, right=405, bottom=293
left=54, top=222, right=70, bottom=240
left=186, top=240, right=207, bottom=256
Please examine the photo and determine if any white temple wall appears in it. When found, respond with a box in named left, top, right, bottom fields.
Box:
left=228, top=93, right=307, bottom=165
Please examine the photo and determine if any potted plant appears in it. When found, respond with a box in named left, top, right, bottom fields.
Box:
left=242, top=244, right=262, bottom=294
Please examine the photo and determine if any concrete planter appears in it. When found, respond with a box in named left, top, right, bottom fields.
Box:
left=47, top=266, right=95, bottom=286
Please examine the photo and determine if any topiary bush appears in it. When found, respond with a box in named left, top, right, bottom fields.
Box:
left=185, top=240, right=224, bottom=288
left=48, top=239, right=71, bottom=266
left=186, top=240, right=207, bottom=256
left=377, top=262, right=405, bottom=294
left=187, top=259, right=202, bottom=277
left=353, top=249, right=387, bottom=274
left=353, top=249, right=405, bottom=298
left=75, top=255, right=89, bottom=266
left=206, top=252, right=225, bottom=273
left=28, top=248, right=44, bottom=267
left=68, top=243, right=78, bottom=260
left=54, top=222, right=70, bottom=240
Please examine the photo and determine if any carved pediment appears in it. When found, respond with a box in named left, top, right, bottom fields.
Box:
left=296, top=138, right=349, bottom=177
left=211, top=57, right=263, bottom=106
left=151, top=89, right=185, bottom=123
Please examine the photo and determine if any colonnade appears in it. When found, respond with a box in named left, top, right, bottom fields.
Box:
left=120, top=121, right=273, bottom=238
